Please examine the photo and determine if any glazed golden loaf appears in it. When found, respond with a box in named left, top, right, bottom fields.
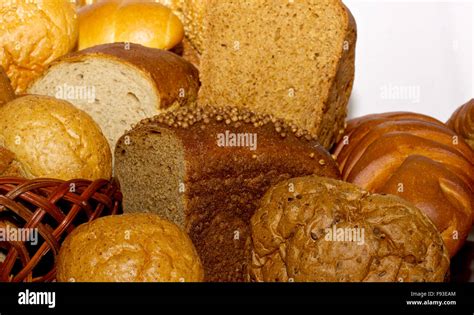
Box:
left=57, top=213, right=204, bottom=282
left=0, top=95, right=112, bottom=181
left=114, top=106, right=341, bottom=281
left=28, top=43, right=200, bottom=150
left=78, top=1, right=184, bottom=50
left=248, top=176, right=450, bottom=282
left=332, top=112, right=474, bottom=257
left=447, top=99, right=474, bottom=150
left=0, top=0, right=78, bottom=93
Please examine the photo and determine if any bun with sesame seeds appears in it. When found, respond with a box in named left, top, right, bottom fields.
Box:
left=114, top=105, right=341, bottom=282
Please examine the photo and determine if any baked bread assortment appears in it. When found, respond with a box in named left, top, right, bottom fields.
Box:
left=248, top=176, right=450, bottom=282
left=0, top=0, right=78, bottom=93
left=332, top=112, right=474, bottom=257
left=447, top=99, right=474, bottom=149
left=78, top=1, right=184, bottom=50
left=198, top=0, right=356, bottom=149
left=0, top=95, right=112, bottom=181
left=114, top=106, right=341, bottom=281
left=57, top=213, right=204, bottom=282
left=28, top=43, right=200, bottom=149
left=0, top=0, right=472, bottom=284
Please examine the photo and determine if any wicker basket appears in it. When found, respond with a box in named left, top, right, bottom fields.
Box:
left=0, top=177, right=122, bottom=282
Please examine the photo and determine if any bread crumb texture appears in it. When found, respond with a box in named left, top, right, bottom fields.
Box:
left=248, top=176, right=450, bottom=282
left=0, top=95, right=111, bottom=180
left=0, top=0, right=78, bottom=93
left=57, top=213, right=204, bottom=282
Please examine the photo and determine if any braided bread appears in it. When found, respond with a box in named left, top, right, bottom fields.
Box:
left=447, top=99, right=474, bottom=149
left=333, top=112, right=474, bottom=257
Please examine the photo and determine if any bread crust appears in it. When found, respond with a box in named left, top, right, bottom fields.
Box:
left=248, top=176, right=450, bottom=282
left=38, top=43, right=200, bottom=110
left=333, top=112, right=474, bottom=257
left=78, top=1, right=185, bottom=50
left=0, top=0, right=78, bottom=93
left=115, top=106, right=341, bottom=281
left=447, top=99, right=474, bottom=149
left=57, top=213, right=204, bottom=282
left=0, top=67, right=14, bottom=106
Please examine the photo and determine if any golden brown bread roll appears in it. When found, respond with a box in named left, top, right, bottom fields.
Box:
left=247, top=176, right=450, bottom=282
left=0, top=95, right=112, bottom=180
left=447, top=99, right=474, bottom=149
left=332, top=112, right=474, bottom=257
left=0, top=0, right=78, bottom=93
left=78, top=0, right=184, bottom=50
left=57, top=213, right=204, bottom=282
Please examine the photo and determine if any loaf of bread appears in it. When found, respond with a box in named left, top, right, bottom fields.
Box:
left=114, top=106, right=341, bottom=281
left=0, top=95, right=112, bottom=181
left=57, top=213, right=204, bottom=282
left=0, top=0, right=78, bottom=93
left=332, top=112, right=474, bottom=257
left=28, top=43, right=200, bottom=150
left=78, top=1, right=184, bottom=50
left=447, top=99, right=474, bottom=149
left=198, top=0, right=356, bottom=148
left=248, top=176, right=450, bottom=282
left=0, top=67, right=14, bottom=106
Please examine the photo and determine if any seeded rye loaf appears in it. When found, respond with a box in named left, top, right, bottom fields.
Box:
left=28, top=43, right=200, bottom=150
left=198, top=0, right=357, bottom=148
left=114, top=106, right=341, bottom=281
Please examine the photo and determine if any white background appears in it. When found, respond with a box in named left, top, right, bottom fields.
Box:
left=344, top=0, right=473, bottom=121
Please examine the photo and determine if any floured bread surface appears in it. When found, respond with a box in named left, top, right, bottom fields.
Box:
left=198, top=0, right=356, bottom=148
left=28, top=57, right=160, bottom=150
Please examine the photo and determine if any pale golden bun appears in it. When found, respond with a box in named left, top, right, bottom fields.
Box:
left=78, top=0, right=184, bottom=51
left=0, top=95, right=112, bottom=180
left=0, top=1, right=78, bottom=93
left=57, top=213, right=204, bottom=282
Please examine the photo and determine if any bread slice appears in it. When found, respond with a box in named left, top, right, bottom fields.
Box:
left=198, top=0, right=356, bottom=148
left=114, top=105, right=341, bottom=281
left=28, top=43, right=200, bottom=150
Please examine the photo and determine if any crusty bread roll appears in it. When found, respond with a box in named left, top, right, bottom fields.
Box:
left=332, top=112, right=474, bottom=257
left=28, top=43, right=200, bottom=150
left=0, top=95, right=112, bottom=180
left=0, top=67, right=14, bottom=106
left=0, top=0, right=78, bottom=93
left=248, top=176, right=450, bottom=282
left=57, top=213, right=204, bottom=282
left=78, top=0, right=184, bottom=50
left=115, top=105, right=341, bottom=281
left=447, top=99, right=474, bottom=150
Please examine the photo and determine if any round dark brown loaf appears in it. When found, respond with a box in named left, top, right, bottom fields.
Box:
left=247, top=176, right=450, bottom=282
left=447, top=99, right=474, bottom=149
left=332, top=112, right=474, bottom=257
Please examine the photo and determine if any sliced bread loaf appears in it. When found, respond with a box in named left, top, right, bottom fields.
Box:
left=28, top=43, right=200, bottom=150
left=198, top=0, right=356, bottom=148
left=114, top=106, right=340, bottom=281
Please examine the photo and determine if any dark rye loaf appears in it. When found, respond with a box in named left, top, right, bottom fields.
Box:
left=114, top=106, right=340, bottom=281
